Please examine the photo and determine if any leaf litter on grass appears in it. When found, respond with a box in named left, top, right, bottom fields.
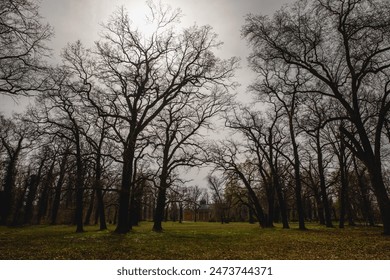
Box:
left=0, top=222, right=389, bottom=259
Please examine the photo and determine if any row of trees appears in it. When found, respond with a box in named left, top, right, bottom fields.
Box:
left=1, top=0, right=390, bottom=235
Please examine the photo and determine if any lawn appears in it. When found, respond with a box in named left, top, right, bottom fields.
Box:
left=0, top=222, right=389, bottom=259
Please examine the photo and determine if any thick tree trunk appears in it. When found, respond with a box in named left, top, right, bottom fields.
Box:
left=238, top=171, right=266, bottom=227
left=93, top=154, right=107, bottom=230
left=115, top=147, right=134, bottom=234
left=153, top=182, right=167, bottom=232
left=274, top=174, right=289, bottom=229
left=367, top=164, right=390, bottom=235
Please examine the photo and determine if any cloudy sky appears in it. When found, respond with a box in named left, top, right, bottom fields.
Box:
left=0, top=0, right=294, bottom=186
left=38, top=0, right=291, bottom=60
left=0, top=0, right=293, bottom=115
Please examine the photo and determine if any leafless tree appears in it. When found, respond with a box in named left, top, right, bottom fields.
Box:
left=226, top=105, right=290, bottom=228
left=298, top=94, right=335, bottom=227
left=208, top=140, right=267, bottom=227
left=149, top=89, right=230, bottom=231
left=83, top=4, right=238, bottom=233
left=0, top=0, right=53, bottom=95
left=243, top=0, right=390, bottom=235
left=31, top=65, right=90, bottom=232
left=0, top=113, right=34, bottom=224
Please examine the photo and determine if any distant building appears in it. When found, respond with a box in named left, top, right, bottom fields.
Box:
left=183, top=200, right=212, bottom=222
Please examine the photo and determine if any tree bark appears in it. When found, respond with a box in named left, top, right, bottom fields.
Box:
left=153, top=180, right=168, bottom=232
left=274, top=173, right=289, bottom=229
left=115, top=147, right=134, bottom=234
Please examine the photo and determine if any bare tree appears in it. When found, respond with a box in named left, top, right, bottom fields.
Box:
left=208, top=140, right=267, bottom=227
left=32, top=65, right=90, bottom=232
left=207, top=174, right=229, bottom=223
left=0, top=114, right=33, bottom=225
left=299, top=94, right=334, bottom=227
left=226, top=105, right=290, bottom=228
left=150, top=89, right=229, bottom=231
left=185, top=185, right=204, bottom=222
left=243, top=0, right=390, bottom=235
left=0, top=0, right=52, bottom=95
left=84, top=4, right=238, bottom=234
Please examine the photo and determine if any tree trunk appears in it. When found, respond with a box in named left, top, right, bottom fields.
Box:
left=115, top=148, right=134, bottom=234
left=274, top=173, right=289, bottom=229
left=238, top=171, right=266, bottom=227
left=313, top=189, right=325, bottom=225
left=266, top=183, right=275, bottom=227
left=74, top=141, right=84, bottom=233
left=355, top=165, right=374, bottom=226
left=12, top=175, right=30, bottom=225
left=24, top=173, right=41, bottom=224
left=367, top=164, right=390, bottom=235
left=96, top=186, right=107, bottom=230
left=339, top=140, right=348, bottom=229
left=179, top=203, right=183, bottom=223
left=37, top=161, right=55, bottom=224
left=51, top=152, right=68, bottom=225
left=316, top=136, right=333, bottom=227
left=0, top=154, right=19, bottom=225
left=84, top=190, right=95, bottom=225
left=291, top=140, right=306, bottom=230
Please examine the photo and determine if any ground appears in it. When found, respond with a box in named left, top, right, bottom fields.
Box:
left=0, top=222, right=389, bottom=259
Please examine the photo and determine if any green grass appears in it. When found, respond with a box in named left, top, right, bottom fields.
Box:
left=0, top=222, right=389, bottom=259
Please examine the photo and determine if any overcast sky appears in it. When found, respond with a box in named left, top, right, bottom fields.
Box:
left=0, top=0, right=293, bottom=187
left=0, top=0, right=293, bottom=115
left=38, top=0, right=292, bottom=60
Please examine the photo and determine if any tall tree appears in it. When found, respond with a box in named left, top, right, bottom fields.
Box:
left=207, top=175, right=229, bottom=223
left=243, top=0, right=390, bottom=235
left=209, top=140, right=267, bottom=227
left=85, top=4, right=237, bottom=233
left=250, top=64, right=307, bottom=230
left=33, top=66, right=89, bottom=232
left=226, top=106, right=290, bottom=228
left=0, top=114, right=32, bottom=225
left=299, top=95, right=334, bottom=227
left=150, top=90, right=229, bottom=231
left=0, top=0, right=52, bottom=95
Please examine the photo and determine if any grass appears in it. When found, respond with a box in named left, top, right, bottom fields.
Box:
left=0, top=222, right=389, bottom=260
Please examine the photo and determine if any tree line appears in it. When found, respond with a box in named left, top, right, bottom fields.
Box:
left=1, top=0, right=390, bottom=235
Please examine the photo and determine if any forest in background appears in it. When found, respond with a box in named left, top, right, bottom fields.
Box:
left=1, top=0, right=390, bottom=237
